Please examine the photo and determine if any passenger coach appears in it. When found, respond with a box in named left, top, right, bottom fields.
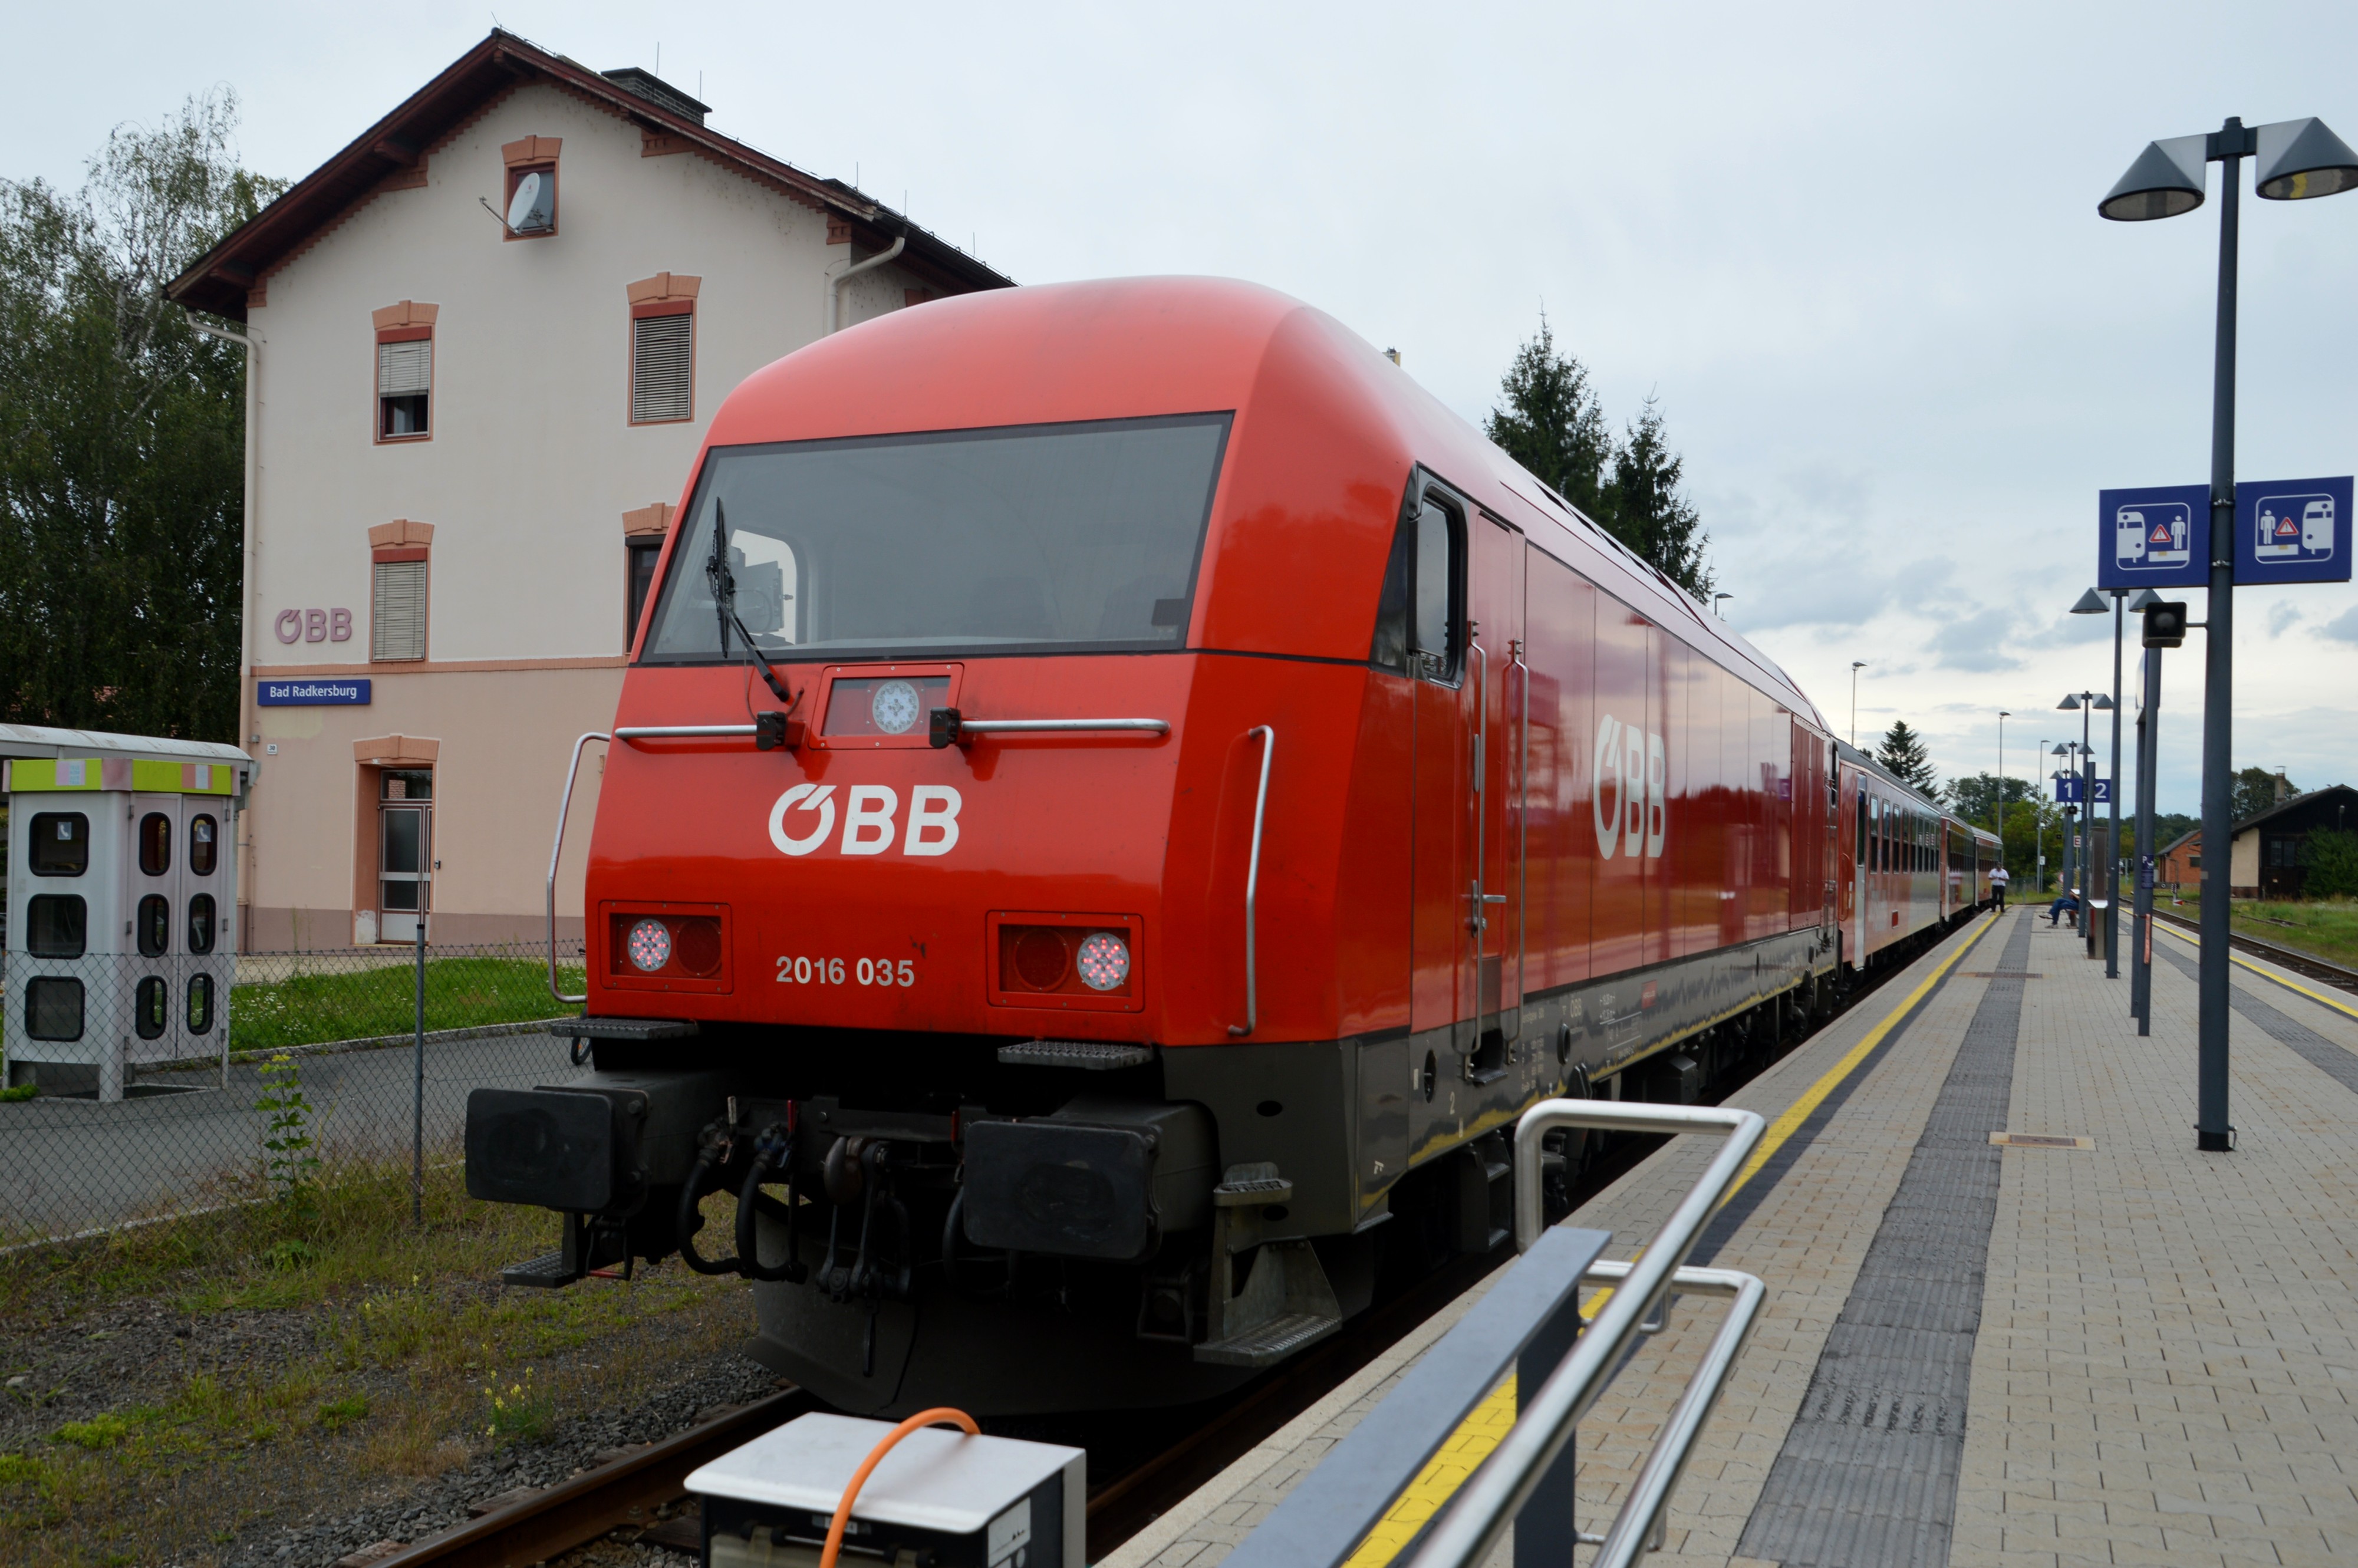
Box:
left=466, top=278, right=1995, bottom=1414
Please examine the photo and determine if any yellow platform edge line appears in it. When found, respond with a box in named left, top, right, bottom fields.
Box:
left=2152, top=920, right=2358, bottom=1023
left=1339, top=911, right=2000, bottom=1568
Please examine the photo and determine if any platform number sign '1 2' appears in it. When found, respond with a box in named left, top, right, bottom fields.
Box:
left=2235, top=475, right=2353, bottom=584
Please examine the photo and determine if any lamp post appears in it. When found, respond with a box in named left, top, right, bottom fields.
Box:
left=1850, top=661, right=1866, bottom=748
left=1713, top=592, right=1734, bottom=618
left=2036, top=739, right=2049, bottom=891
left=1996, top=710, right=2011, bottom=884
left=2128, top=589, right=2162, bottom=1035
left=2069, top=589, right=2128, bottom=973
left=2102, top=113, right=2358, bottom=1151
left=2053, top=740, right=2080, bottom=921
left=2059, top=693, right=2115, bottom=955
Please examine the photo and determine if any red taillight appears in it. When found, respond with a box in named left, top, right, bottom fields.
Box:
left=608, top=913, right=723, bottom=979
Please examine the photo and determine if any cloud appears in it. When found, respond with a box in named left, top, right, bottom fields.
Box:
left=2322, top=606, right=2358, bottom=645
left=1928, top=604, right=2023, bottom=672
left=2268, top=600, right=2303, bottom=637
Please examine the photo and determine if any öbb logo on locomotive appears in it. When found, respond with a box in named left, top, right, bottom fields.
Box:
left=465, top=276, right=2002, bottom=1420
left=766, top=783, right=963, bottom=857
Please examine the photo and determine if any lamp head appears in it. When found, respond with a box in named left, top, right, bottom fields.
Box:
left=1851, top=660, right=1866, bottom=670
left=2127, top=588, right=2162, bottom=611
left=2070, top=587, right=2109, bottom=614
left=2059, top=694, right=2083, bottom=710
left=2099, top=134, right=2207, bottom=220
left=2255, top=117, right=2358, bottom=200
left=2053, top=742, right=2070, bottom=755
left=2092, top=694, right=2116, bottom=711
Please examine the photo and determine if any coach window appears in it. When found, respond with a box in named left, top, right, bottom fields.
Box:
left=137, top=895, right=170, bottom=958
left=190, top=815, right=218, bottom=876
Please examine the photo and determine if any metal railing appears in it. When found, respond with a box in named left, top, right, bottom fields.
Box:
left=546, top=732, right=609, bottom=1005
left=1404, top=1099, right=1767, bottom=1568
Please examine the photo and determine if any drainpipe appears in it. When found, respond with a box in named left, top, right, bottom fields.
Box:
left=825, top=233, right=907, bottom=335
left=185, top=309, right=259, bottom=952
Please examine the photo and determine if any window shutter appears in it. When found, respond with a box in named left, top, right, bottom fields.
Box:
left=371, top=559, right=428, bottom=661
left=632, top=312, right=693, bottom=423
left=378, top=338, right=432, bottom=397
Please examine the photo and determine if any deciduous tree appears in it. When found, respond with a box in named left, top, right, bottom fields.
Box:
left=0, top=90, right=279, bottom=740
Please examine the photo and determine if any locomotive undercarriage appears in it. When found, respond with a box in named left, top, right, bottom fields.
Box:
left=462, top=921, right=1979, bottom=1414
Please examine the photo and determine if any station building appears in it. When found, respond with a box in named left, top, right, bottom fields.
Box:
left=167, top=31, right=1012, bottom=950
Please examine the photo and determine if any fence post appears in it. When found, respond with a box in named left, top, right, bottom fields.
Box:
left=413, top=918, right=426, bottom=1227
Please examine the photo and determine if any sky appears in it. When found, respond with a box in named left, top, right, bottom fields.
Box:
left=8, top=0, right=2357, bottom=818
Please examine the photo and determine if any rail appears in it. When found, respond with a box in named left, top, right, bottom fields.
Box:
left=1402, top=1099, right=1767, bottom=1568
left=1227, top=724, right=1275, bottom=1037
left=545, top=731, right=610, bottom=1004
left=950, top=717, right=1168, bottom=735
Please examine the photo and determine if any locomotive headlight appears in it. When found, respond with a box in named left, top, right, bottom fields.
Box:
left=627, top=918, right=673, bottom=973
left=1076, top=931, right=1131, bottom=991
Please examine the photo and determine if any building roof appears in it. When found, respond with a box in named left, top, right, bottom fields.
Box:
left=0, top=724, right=250, bottom=764
left=166, top=29, right=1014, bottom=321
left=2227, top=782, right=2358, bottom=838
left=2152, top=782, right=2357, bottom=857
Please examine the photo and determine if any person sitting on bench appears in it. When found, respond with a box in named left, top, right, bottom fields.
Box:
left=2047, top=889, right=2081, bottom=926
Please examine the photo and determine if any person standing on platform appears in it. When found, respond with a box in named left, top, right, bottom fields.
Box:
left=1989, top=864, right=2009, bottom=910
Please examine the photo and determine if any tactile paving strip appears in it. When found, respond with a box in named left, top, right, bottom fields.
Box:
left=1734, top=913, right=2032, bottom=1567
left=2153, top=939, right=2358, bottom=1096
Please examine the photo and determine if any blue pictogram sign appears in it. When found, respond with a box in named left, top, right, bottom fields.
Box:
left=2098, top=483, right=2210, bottom=588
left=2235, top=475, right=2352, bottom=584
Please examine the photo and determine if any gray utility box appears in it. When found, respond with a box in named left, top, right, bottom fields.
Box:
left=687, top=1412, right=1083, bottom=1568
left=1, top=727, right=253, bottom=1100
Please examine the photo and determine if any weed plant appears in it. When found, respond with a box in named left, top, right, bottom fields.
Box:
left=0, top=1159, right=750, bottom=1566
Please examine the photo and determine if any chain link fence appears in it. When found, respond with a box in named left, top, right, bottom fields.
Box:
left=0, top=939, right=588, bottom=1246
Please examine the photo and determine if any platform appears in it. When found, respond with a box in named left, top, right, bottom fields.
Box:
left=1105, top=908, right=2358, bottom=1568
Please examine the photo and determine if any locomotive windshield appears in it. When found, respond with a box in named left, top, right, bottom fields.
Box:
left=640, top=412, right=1230, bottom=661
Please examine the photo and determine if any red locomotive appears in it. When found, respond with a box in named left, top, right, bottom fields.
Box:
left=466, top=278, right=1998, bottom=1415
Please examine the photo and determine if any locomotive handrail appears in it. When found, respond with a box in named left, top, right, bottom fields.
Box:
left=1393, top=1098, right=1766, bottom=1568
left=949, top=717, right=1170, bottom=735
left=546, top=731, right=611, bottom=1005
left=1227, top=724, right=1275, bottom=1037
left=614, top=724, right=761, bottom=740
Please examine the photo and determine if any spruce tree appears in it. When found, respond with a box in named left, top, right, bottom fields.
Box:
left=1600, top=396, right=1714, bottom=598
left=1485, top=311, right=1613, bottom=518
left=1876, top=720, right=1938, bottom=795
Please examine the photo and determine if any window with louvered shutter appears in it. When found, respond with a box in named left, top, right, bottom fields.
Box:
left=372, top=559, right=428, bottom=661
left=378, top=338, right=432, bottom=437
left=631, top=311, right=693, bottom=423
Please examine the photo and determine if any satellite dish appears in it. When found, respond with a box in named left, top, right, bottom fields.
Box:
left=505, top=171, right=553, bottom=234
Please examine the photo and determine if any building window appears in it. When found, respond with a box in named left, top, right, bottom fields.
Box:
left=627, top=539, right=664, bottom=644
left=373, top=556, right=428, bottom=661
left=25, top=977, right=83, bottom=1042
left=372, top=301, right=438, bottom=442
left=27, top=812, right=88, bottom=876
left=501, top=137, right=562, bottom=239
left=627, top=274, right=701, bottom=425
left=632, top=309, right=693, bottom=423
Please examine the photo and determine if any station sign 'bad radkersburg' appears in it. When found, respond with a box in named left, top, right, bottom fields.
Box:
left=257, top=679, right=371, bottom=706
left=2098, top=477, right=2352, bottom=588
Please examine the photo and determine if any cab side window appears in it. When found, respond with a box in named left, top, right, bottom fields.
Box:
left=1411, top=495, right=1463, bottom=680
left=1369, top=486, right=1465, bottom=681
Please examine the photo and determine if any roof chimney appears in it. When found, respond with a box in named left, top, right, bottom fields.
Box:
left=602, top=67, right=710, bottom=125
left=2275, top=769, right=2292, bottom=805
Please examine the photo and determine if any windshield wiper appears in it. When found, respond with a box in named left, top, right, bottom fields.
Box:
left=705, top=499, right=799, bottom=737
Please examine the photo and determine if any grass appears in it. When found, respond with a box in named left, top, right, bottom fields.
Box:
left=226, top=957, right=584, bottom=1055
left=2155, top=891, right=2358, bottom=970
left=0, top=1159, right=755, bottom=1567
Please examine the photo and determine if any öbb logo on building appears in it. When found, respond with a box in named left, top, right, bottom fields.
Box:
left=767, top=784, right=963, bottom=858
left=1593, top=714, right=1666, bottom=860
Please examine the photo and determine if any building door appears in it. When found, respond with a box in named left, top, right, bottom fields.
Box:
left=378, top=769, right=433, bottom=942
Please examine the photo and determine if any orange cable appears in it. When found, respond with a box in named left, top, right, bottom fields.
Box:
left=819, top=1407, right=980, bottom=1568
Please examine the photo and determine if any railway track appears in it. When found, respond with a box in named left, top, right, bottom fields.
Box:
left=350, top=921, right=1957, bottom=1568
left=2149, top=907, right=2358, bottom=992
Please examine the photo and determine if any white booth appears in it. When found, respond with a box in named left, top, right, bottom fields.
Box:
left=1, top=726, right=253, bottom=1099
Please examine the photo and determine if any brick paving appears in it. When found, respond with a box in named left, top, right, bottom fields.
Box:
left=1098, top=912, right=2358, bottom=1567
